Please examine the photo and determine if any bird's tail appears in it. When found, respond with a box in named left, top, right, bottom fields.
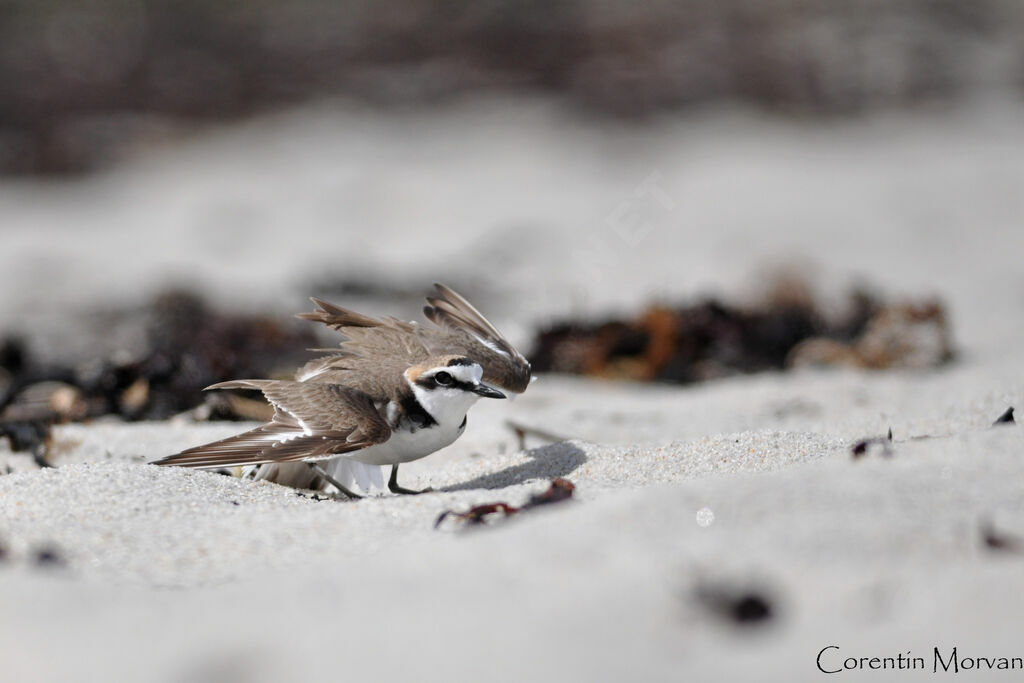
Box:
left=247, top=458, right=385, bottom=494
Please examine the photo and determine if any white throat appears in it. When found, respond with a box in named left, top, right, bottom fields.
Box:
left=409, top=382, right=481, bottom=428
left=406, top=363, right=484, bottom=429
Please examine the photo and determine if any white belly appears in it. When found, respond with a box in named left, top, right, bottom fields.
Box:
left=347, top=420, right=466, bottom=466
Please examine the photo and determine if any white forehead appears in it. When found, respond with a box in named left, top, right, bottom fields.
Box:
left=440, top=363, right=483, bottom=383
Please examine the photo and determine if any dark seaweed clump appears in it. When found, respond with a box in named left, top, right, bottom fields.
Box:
left=529, top=288, right=952, bottom=384
left=0, top=290, right=316, bottom=454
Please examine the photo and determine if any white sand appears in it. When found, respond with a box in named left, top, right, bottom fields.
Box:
left=2, top=97, right=1024, bottom=680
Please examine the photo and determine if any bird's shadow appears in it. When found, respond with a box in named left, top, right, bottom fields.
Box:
left=441, top=442, right=587, bottom=492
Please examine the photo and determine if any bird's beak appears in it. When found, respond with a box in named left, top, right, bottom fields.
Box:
left=473, top=383, right=506, bottom=399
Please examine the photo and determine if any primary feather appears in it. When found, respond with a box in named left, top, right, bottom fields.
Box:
left=298, top=283, right=531, bottom=393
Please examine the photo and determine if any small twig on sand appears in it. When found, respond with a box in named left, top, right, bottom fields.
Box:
left=504, top=420, right=573, bottom=451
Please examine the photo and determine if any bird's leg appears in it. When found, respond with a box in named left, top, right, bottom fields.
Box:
left=388, top=464, right=433, bottom=495
left=308, top=463, right=363, bottom=500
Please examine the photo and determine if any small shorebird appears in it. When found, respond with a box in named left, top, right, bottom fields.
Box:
left=152, top=284, right=531, bottom=498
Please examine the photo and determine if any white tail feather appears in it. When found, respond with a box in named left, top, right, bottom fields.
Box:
left=246, top=458, right=384, bottom=494
left=327, top=458, right=385, bottom=492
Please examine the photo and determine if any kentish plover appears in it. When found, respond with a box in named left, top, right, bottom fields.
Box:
left=152, top=284, right=532, bottom=498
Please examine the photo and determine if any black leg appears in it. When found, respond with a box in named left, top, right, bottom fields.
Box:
left=308, top=463, right=362, bottom=500
left=388, top=464, right=432, bottom=495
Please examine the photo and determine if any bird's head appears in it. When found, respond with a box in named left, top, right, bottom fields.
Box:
left=406, top=356, right=505, bottom=399
left=405, top=356, right=505, bottom=424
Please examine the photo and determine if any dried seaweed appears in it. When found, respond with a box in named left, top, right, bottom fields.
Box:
left=0, top=420, right=52, bottom=466
left=435, top=478, right=575, bottom=529
left=0, top=290, right=314, bottom=454
left=529, top=287, right=953, bottom=384
left=525, top=477, right=576, bottom=507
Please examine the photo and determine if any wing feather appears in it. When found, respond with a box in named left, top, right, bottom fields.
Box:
left=296, top=297, right=384, bottom=329
left=423, top=284, right=515, bottom=353
left=152, top=381, right=390, bottom=469
left=423, top=283, right=531, bottom=392
left=298, top=284, right=532, bottom=394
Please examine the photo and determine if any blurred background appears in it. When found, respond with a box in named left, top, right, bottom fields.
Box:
left=1, top=0, right=1023, bottom=418
left=5, top=0, right=1024, bottom=175
left=4, top=0, right=1024, bottom=175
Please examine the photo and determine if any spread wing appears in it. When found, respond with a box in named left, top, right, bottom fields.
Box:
left=293, top=298, right=432, bottom=387
left=422, top=283, right=532, bottom=393
left=151, top=380, right=391, bottom=469
left=297, top=283, right=532, bottom=394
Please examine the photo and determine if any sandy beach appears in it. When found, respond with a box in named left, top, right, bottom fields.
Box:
left=2, top=98, right=1024, bottom=681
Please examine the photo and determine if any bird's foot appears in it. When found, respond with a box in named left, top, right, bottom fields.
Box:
left=388, top=464, right=432, bottom=495
left=388, top=483, right=434, bottom=495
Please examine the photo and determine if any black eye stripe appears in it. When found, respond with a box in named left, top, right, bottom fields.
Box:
left=414, top=369, right=482, bottom=392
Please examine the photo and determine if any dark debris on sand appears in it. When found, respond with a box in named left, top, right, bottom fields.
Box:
left=435, top=478, right=576, bottom=529
left=693, top=582, right=779, bottom=628
left=992, top=407, right=1015, bottom=426
left=0, top=290, right=314, bottom=455
left=851, top=428, right=894, bottom=459
left=33, top=546, right=66, bottom=568
left=981, top=520, right=1024, bottom=554
left=529, top=283, right=953, bottom=384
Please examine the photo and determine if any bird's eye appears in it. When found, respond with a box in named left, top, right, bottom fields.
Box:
left=434, top=371, right=453, bottom=386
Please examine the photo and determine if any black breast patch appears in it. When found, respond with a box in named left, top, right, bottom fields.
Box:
left=400, top=394, right=438, bottom=431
